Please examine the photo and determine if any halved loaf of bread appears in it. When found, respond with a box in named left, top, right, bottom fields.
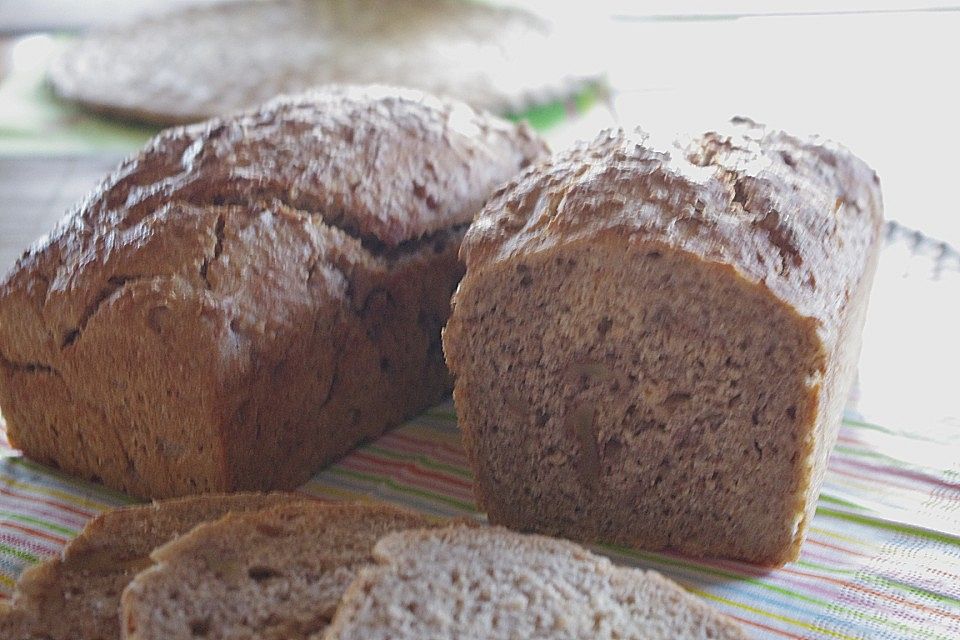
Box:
left=0, top=492, right=301, bottom=640
left=120, top=501, right=432, bottom=639
left=324, top=525, right=747, bottom=639
left=443, top=120, right=883, bottom=565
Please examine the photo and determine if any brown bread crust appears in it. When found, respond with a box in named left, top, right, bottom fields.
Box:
left=0, top=86, right=547, bottom=498
left=444, top=120, right=882, bottom=565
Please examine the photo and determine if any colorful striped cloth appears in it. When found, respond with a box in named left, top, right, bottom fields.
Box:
left=1, top=402, right=958, bottom=639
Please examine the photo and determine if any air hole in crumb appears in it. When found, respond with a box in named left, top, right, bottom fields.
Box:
left=516, top=264, right=533, bottom=287
left=248, top=566, right=281, bottom=582
left=646, top=251, right=662, bottom=259
left=597, top=317, right=613, bottom=336
left=662, top=392, right=691, bottom=413
left=785, top=406, right=797, bottom=421
left=603, top=437, right=623, bottom=456
left=751, top=409, right=760, bottom=426
left=379, top=357, right=391, bottom=372
left=190, top=619, right=210, bottom=636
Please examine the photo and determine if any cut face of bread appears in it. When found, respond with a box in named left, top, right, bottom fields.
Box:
left=0, top=493, right=300, bottom=640
left=324, top=526, right=747, bottom=639
left=444, top=122, right=883, bottom=565
left=121, top=502, right=432, bottom=640
left=450, top=242, right=833, bottom=563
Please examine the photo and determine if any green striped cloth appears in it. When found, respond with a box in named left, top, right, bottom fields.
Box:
left=2, top=400, right=958, bottom=639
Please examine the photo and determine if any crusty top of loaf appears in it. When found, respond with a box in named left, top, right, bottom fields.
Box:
left=0, top=86, right=545, bottom=368
left=462, top=118, right=883, bottom=351
left=80, top=85, right=546, bottom=248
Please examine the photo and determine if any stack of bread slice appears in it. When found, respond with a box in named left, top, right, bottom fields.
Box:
left=0, top=494, right=746, bottom=639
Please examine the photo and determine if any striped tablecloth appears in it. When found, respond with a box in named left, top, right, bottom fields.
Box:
left=1, top=402, right=959, bottom=639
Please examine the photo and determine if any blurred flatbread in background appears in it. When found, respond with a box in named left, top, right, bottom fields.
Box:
left=47, top=0, right=605, bottom=125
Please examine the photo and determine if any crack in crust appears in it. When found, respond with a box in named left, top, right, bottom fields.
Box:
left=0, top=353, right=62, bottom=378
left=60, top=275, right=141, bottom=348
left=199, top=214, right=226, bottom=290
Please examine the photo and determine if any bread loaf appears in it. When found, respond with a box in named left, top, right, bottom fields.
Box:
left=443, top=120, right=883, bottom=565
left=324, top=525, right=747, bottom=639
left=0, top=493, right=301, bottom=640
left=0, top=86, right=547, bottom=498
left=121, top=502, right=432, bottom=639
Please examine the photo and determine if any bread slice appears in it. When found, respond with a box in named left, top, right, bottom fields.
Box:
left=0, top=492, right=301, bottom=640
left=121, top=501, right=433, bottom=639
left=324, top=526, right=747, bottom=639
left=443, top=120, right=883, bottom=565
